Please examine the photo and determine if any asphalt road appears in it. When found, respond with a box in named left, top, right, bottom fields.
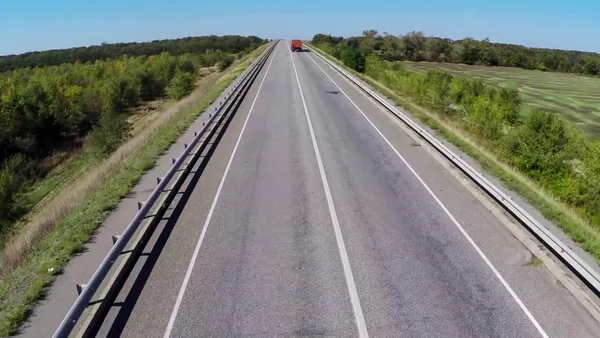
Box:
left=96, top=41, right=600, bottom=337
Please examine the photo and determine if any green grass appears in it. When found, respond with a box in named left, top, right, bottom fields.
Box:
left=404, top=61, right=600, bottom=137
left=0, top=153, right=90, bottom=248
left=26, top=155, right=89, bottom=205
left=0, top=46, right=265, bottom=336
left=308, top=43, right=600, bottom=265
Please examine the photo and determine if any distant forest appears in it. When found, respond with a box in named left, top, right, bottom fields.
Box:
left=312, top=31, right=600, bottom=76
left=0, top=35, right=266, bottom=72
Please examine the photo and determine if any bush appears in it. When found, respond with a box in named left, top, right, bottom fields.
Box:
left=498, top=87, right=520, bottom=125
left=502, top=110, right=577, bottom=179
left=465, top=96, right=505, bottom=140
left=217, top=53, right=235, bottom=71
left=0, top=155, right=35, bottom=234
left=0, top=35, right=266, bottom=73
left=87, top=112, right=130, bottom=158
left=322, top=41, right=600, bottom=237
left=341, top=49, right=366, bottom=73
left=579, top=140, right=600, bottom=222
left=165, top=70, right=195, bottom=100
left=422, top=70, right=453, bottom=112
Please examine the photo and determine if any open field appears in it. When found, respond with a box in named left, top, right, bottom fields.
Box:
left=404, top=62, right=600, bottom=137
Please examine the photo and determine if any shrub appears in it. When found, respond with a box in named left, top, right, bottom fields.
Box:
left=502, top=110, right=577, bottom=179
left=87, top=112, right=130, bottom=158
left=497, top=87, right=520, bottom=125
left=422, top=70, right=453, bottom=112
left=0, top=155, right=35, bottom=234
left=465, top=96, right=504, bottom=141
left=165, top=70, right=195, bottom=100
left=217, top=54, right=235, bottom=71
left=578, top=140, right=600, bottom=221
left=365, top=54, right=386, bottom=75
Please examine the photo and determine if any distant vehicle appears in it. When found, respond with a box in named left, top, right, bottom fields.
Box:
left=290, top=40, right=303, bottom=52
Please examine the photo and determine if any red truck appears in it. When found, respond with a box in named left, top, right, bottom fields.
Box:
left=290, top=40, right=303, bottom=52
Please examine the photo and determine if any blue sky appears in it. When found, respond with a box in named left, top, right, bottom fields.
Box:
left=1, top=0, right=599, bottom=55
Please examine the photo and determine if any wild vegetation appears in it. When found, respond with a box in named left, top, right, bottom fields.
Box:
left=0, top=35, right=265, bottom=72
left=0, top=35, right=265, bottom=250
left=0, top=38, right=267, bottom=335
left=311, top=32, right=600, bottom=262
left=404, top=62, right=600, bottom=137
left=312, top=31, right=600, bottom=76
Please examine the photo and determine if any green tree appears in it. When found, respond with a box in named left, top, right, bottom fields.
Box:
left=458, top=38, right=481, bottom=65
left=583, top=57, right=599, bottom=75
left=166, top=70, right=194, bottom=100
left=481, top=47, right=500, bottom=66
left=0, top=155, right=34, bottom=234
left=361, top=29, right=380, bottom=54
left=341, top=48, right=366, bottom=73
left=87, top=112, right=130, bottom=158
left=498, top=87, right=520, bottom=125
left=503, top=110, right=577, bottom=179
left=0, top=35, right=266, bottom=72
left=465, top=96, right=504, bottom=140
left=216, top=53, right=235, bottom=71
left=579, top=140, right=600, bottom=221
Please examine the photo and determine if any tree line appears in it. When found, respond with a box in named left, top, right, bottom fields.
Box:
left=0, top=51, right=230, bottom=162
left=0, top=35, right=263, bottom=235
left=0, top=35, right=265, bottom=73
left=312, top=32, right=600, bottom=247
left=312, top=31, right=600, bottom=75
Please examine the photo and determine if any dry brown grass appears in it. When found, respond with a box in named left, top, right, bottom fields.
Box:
left=0, top=69, right=228, bottom=276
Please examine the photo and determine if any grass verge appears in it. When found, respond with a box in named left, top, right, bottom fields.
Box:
left=0, top=44, right=267, bottom=336
left=308, top=44, right=600, bottom=265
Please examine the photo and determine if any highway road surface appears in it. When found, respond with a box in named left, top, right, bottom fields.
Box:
left=94, top=41, right=600, bottom=337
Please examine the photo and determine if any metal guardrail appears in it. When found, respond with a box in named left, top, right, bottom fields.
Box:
left=307, top=45, right=600, bottom=296
left=53, top=42, right=277, bottom=338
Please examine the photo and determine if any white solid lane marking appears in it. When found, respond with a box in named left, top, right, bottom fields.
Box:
left=163, top=42, right=279, bottom=338
left=305, top=53, right=549, bottom=338
left=289, top=46, right=369, bottom=338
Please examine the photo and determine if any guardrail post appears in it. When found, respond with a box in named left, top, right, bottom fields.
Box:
left=76, top=284, right=86, bottom=295
left=157, top=177, right=163, bottom=184
left=111, top=235, right=120, bottom=245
